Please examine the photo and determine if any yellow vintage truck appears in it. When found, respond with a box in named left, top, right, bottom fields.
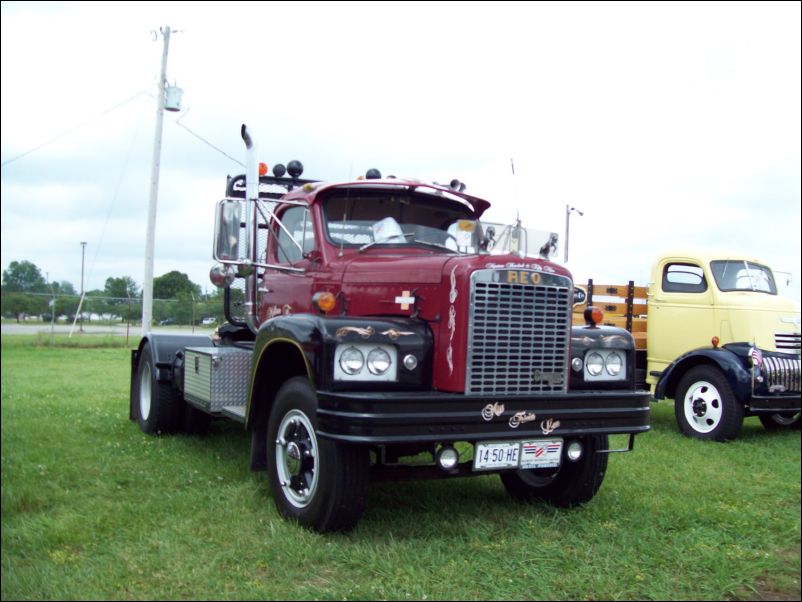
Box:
left=574, top=250, right=800, bottom=441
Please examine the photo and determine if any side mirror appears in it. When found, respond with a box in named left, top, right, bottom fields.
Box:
left=215, top=201, right=241, bottom=261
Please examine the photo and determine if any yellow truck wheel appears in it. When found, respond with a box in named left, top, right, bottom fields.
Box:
left=674, top=366, right=744, bottom=441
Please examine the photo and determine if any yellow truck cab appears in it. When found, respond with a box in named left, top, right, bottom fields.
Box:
left=576, top=250, right=800, bottom=441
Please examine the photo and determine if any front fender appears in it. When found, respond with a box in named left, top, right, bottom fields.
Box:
left=653, top=344, right=752, bottom=402
left=570, top=324, right=638, bottom=391
left=245, top=314, right=433, bottom=429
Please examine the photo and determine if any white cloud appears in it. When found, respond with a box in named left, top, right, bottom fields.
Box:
left=1, top=1, right=799, bottom=306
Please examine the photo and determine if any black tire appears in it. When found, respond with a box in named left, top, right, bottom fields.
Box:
left=674, top=365, right=744, bottom=441
left=182, top=403, right=212, bottom=435
left=133, top=342, right=181, bottom=435
left=759, top=412, right=802, bottom=430
left=266, top=377, right=369, bottom=532
left=500, top=435, right=609, bottom=507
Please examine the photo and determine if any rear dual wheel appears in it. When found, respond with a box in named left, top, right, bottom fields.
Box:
left=134, top=342, right=181, bottom=435
left=500, top=435, right=609, bottom=507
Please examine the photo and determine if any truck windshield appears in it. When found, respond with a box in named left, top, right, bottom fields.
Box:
left=324, top=190, right=479, bottom=253
left=710, top=260, right=777, bottom=294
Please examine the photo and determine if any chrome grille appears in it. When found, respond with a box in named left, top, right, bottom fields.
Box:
left=775, top=332, right=801, bottom=354
left=467, top=270, right=572, bottom=394
left=764, top=355, right=801, bottom=392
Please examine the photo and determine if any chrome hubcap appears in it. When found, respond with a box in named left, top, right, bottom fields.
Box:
left=275, top=410, right=318, bottom=508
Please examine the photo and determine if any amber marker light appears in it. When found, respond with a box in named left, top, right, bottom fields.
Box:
left=258, top=162, right=268, bottom=176
left=584, top=306, right=604, bottom=327
left=313, top=291, right=337, bottom=314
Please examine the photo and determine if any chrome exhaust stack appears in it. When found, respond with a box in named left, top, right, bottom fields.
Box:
left=240, top=124, right=260, bottom=335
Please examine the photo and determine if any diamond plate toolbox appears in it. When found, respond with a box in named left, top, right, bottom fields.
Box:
left=184, top=347, right=251, bottom=412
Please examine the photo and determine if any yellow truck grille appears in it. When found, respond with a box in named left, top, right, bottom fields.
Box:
left=764, top=355, right=801, bottom=393
left=775, top=332, right=801, bottom=354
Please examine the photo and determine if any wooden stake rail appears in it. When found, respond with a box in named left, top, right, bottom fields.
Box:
left=572, top=280, right=648, bottom=350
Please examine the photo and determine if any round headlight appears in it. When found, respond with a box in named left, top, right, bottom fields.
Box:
left=367, top=348, right=392, bottom=375
left=339, top=346, right=364, bottom=375
left=605, top=351, right=623, bottom=376
left=586, top=352, right=604, bottom=376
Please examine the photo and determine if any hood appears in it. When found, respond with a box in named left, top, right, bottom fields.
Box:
left=341, top=253, right=452, bottom=285
left=718, top=291, right=801, bottom=352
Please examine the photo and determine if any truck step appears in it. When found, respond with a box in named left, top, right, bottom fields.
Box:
left=221, top=405, right=246, bottom=423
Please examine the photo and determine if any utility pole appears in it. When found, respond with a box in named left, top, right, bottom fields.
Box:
left=564, top=205, right=583, bottom=263
left=80, top=241, right=87, bottom=332
left=142, top=25, right=173, bottom=335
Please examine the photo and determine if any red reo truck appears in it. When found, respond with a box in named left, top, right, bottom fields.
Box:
left=129, top=125, right=650, bottom=532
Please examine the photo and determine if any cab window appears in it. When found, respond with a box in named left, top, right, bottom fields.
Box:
left=276, top=206, right=314, bottom=264
left=662, top=263, right=707, bottom=293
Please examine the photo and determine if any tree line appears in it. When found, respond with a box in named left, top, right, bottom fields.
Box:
left=1, top=260, right=226, bottom=326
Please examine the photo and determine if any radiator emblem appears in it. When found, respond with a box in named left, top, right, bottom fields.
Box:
left=533, top=370, right=564, bottom=386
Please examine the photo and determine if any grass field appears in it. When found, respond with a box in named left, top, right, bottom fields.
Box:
left=1, top=335, right=800, bottom=600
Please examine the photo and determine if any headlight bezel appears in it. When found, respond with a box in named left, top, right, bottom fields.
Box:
left=334, top=343, right=398, bottom=381
left=583, top=349, right=627, bottom=381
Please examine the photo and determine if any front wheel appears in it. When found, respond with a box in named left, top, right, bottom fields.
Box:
left=500, top=435, right=609, bottom=507
left=266, top=377, right=369, bottom=532
left=759, top=412, right=802, bottom=430
left=674, top=366, right=744, bottom=441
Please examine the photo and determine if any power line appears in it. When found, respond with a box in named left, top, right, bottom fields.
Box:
left=0, top=91, right=148, bottom=167
left=170, top=114, right=245, bottom=167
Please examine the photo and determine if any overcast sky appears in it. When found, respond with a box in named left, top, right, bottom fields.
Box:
left=1, top=1, right=800, bottom=305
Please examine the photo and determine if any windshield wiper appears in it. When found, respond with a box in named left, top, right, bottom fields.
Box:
left=407, top=239, right=457, bottom=253
left=358, top=235, right=405, bottom=253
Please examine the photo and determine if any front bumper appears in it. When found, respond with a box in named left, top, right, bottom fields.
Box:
left=316, top=389, right=651, bottom=444
left=747, top=393, right=801, bottom=415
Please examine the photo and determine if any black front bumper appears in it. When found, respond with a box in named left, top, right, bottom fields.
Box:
left=316, top=389, right=651, bottom=444
left=747, top=393, right=801, bottom=415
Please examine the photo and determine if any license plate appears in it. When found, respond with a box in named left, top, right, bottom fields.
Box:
left=473, top=438, right=563, bottom=471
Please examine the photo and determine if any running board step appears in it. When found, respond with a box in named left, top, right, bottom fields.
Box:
left=221, top=405, right=246, bottom=423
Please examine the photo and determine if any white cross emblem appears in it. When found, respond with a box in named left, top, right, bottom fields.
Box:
left=395, top=291, right=415, bottom=311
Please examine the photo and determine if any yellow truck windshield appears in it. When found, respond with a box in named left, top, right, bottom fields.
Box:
left=710, top=260, right=777, bottom=294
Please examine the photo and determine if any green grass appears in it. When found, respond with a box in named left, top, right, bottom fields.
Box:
left=2, top=336, right=800, bottom=600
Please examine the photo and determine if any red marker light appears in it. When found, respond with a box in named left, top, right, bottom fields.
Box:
left=711, top=336, right=720, bottom=348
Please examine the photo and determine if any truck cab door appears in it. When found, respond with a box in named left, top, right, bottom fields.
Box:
left=261, top=205, right=316, bottom=319
left=647, top=259, right=715, bottom=380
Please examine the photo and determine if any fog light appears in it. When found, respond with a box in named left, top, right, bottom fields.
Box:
left=403, top=354, right=418, bottom=371
left=567, top=440, right=583, bottom=462
left=571, top=357, right=584, bottom=373
left=436, top=445, right=459, bottom=470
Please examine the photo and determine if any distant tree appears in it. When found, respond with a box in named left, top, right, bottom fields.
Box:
left=53, top=281, right=80, bottom=321
left=153, top=270, right=201, bottom=300
left=2, top=260, right=48, bottom=293
left=148, top=271, right=200, bottom=325
left=1, top=260, right=48, bottom=321
left=104, top=276, right=139, bottom=321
